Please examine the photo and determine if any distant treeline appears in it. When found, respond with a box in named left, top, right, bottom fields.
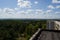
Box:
left=0, top=20, right=46, bottom=40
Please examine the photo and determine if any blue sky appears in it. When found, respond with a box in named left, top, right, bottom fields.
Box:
left=0, top=0, right=60, bottom=19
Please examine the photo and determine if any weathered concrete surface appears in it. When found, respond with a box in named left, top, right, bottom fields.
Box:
left=30, top=29, right=60, bottom=40
left=38, top=30, right=60, bottom=40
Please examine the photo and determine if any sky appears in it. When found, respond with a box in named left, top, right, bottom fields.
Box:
left=0, top=0, right=60, bottom=19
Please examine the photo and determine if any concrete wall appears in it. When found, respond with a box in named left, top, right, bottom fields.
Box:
left=54, top=21, right=60, bottom=30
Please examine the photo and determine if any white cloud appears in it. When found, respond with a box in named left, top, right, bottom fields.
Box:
left=26, top=9, right=34, bottom=14
left=48, top=5, right=60, bottom=9
left=17, top=0, right=32, bottom=8
left=55, top=12, right=60, bottom=14
left=3, top=8, right=15, bottom=14
left=0, top=8, right=3, bottom=14
left=17, top=11, right=26, bottom=14
left=36, top=9, right=43, bottom=12
left=0, top=8, right=60, bottom=19
left=46, top=10, right=53, bottom=13
left=0, top=8, right=2, bottom=11
left=15, top=8, right=20, bottom=11
left=56, top=5, right=60, bottom=8
left=18, top=0, right=23, bottom=2
left=48, top=5, right=55, bottom=9
left=34, top=1, right=38, bottom=4
left=0, top=8, right=45, bottom=19
left=52, top=0, right=60, bottom=3
left=35, top=9, right=44, bottom=14
left=0, top=8, right=15, bottom=18
left=0, top=8, right=2, bottom=12
left=25, top=9, right=44, bottom=14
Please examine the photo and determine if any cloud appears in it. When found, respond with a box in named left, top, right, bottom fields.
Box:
left=17, top=9, right=43, bottom=14
left=0, top=8, right=3, bottom=15
left=34, top=1, right=38, bottom=4
left=48, top=5, right=60, bottom=9
left=48, top=5, right=55, bottom=9
left=17, top=11, right=26, bottom=14
left=15, top=8, right=20, bottom=11
left=56, top=5, right=60, bottom=8
left=46, top=10, right=53, bottom=13
left=0, top=8, right=16, bottom=18
left=18, top=0, right=23, bottom=2
left=24, top=9, right=44, bottom=14
left=0, top=8, right=14, bottom=18
left=17, top=0, right=32, bottom=8
left=0, top=0, right=60, bottom=19
left=0, top=8, right=2, bottom=13
left=0, top=8, right=60, bottom=19
left=26, top=9, right=34, bottom=14
left=0, top=8, right=45, bottom=19
left=0, top=8, right=2, bottom=11
left=52, top=0, right=60, bottom=3
left=35, top=9, right=44, bottom=14
left=3, top=8, right=15, bottom=14
left=55, top=12, right=60, bottom=14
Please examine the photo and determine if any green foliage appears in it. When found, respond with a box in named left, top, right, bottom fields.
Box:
left=0, top=20, right=46, bottom=40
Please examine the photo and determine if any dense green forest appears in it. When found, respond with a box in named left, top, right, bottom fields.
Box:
left=0, top=20, right=46, bottom=40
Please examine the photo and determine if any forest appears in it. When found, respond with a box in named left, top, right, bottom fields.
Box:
left=0, top=20, right=47, bottom=40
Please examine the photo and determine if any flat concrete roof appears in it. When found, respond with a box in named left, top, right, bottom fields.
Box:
left=31, top=29, right=60, bottom=40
